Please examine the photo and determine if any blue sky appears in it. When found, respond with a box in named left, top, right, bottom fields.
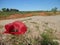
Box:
left=0, top=0, right=60, bottom=11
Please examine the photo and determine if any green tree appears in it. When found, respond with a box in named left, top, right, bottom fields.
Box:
left=51, top=7, right=58, bottom=14
left=2, top=8, right=9, bottom=12
left=2, top=8, right=7, bottom=12
left=6, top=8, right=10, bottom=11
left=10, top=9, right=19, bottom=12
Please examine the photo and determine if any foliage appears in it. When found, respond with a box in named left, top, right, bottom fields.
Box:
left=0, top=8, right=20, bottom=18
left=51, top=7, right=58, bottom=14
left=40, top=28, right=59, bottom=45
left=2, top=8, right=19, bottom=12
left=0, top=7, right=60, bottom=20
left=10, top=8, right=19, bottom=12
left=2, top=8, right=8, bottom=12
left=0, top=25, right=59, bottom=45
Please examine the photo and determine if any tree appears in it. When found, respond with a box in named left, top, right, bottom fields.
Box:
left=6, top=8, right=9, bottom=11
left=10, top=9, right=19, bottom=12
left=2, top=8, right=19, bottom=12
left=2, top=8, right=7, bottom=12
left=2, top=8, right=9, bottom=12
left=51, top=7, right=58, bottom=14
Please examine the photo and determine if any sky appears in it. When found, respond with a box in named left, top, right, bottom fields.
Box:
left=0, top=0, right=60, bottom=11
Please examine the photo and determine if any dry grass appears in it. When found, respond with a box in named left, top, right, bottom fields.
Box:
left=0, top=25, right=3, bottom=29
left=0, top=15, right=60, bottom=45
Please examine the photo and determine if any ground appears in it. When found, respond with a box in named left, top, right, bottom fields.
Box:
left=0, top=15, right=60, bottom=44
left=0, top=12, right=58, bottom=20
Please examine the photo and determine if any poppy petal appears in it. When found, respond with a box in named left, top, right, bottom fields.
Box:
left=4, top=21, right=27, bottom=35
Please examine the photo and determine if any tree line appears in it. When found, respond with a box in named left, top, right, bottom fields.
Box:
left=1, top=8, right=19, bottom=12
left=0, top=7, right=58, bottom=14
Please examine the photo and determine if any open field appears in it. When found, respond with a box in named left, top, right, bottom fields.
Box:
left=0, top=11, right=60, bottom=20
left=0, top=15, right=60, bottom=45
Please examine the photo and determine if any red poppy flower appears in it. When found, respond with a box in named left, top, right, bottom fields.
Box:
left=4, top=21, right=27, bottom=35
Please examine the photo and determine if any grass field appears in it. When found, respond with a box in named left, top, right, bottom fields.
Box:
left=0, top=8, right=60, bottom=45
left=0, top=11, right=60, bottom=20
left=0, top=15, right=60, bottom=45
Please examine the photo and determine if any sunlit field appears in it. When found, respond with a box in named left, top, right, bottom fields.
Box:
left=0, top=15, right=60, bottom=45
